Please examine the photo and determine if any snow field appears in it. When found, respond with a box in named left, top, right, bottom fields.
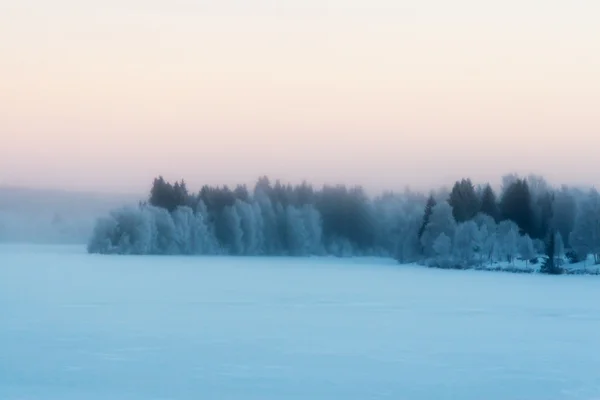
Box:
left=2, top=245, right=600, bottom=399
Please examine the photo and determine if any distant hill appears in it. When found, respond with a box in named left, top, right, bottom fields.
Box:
left=0, top=186, right=142, bottom=244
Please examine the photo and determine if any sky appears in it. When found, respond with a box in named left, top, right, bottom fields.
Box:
left=1, top=0, right=599, bottom=195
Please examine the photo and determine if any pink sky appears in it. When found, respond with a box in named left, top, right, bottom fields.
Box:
left=1, top=0, right=599, bottom=194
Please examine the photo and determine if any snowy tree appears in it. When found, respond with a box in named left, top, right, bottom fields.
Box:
left=397, top=216, right=423, bottom=263
left=152, top=206, right=178, bottom=254
left=453, top=221, right=481, bottom=267
left=541, top=230, right=562, bottom=274
left=553, top=185, right=576, bottom=247
left=193, top=201, right=221, bottom=254
left=570, top=189, right=600, bottom=264
left=221, top=205, right=244, bottom=254
left=472, top=213, right=497, bottom=262
left=172, top=206, right=195, bottom=254
left=373, top=193, right=424, bottom=257
left=478, top=225, right=495, bottom=263
left=110, top=206, right=157, bottom=254
left=418, top=195, right=436, bottom=249
left=283, top=205, right=323, bottom=256
left=497, top=220, right=519, bottom=264
left=432, top=233, right=453, bottom=268
left=301, top=204, right=323, bottom=255
left=235, top=200, right=264, bottom=255
left=518, top=234, right=535, bottom=266
left=555, top=232, right=565, bottom=261
left=255, top=190, right=283, bottom=255
left=88, top=215, right=118, bottom=254
left=420, top=202, right=457, bottom=257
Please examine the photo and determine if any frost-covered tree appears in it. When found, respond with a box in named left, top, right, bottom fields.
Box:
left=479, top=224, right=496, bottom=263
left=497, top=220, right=519, bottom=263
left=88, top=205, right=172, bottom=255
left=541, top=229, right=562, bottom=274
left=453, top=221, right=481, bottom=267
left=285, top=205, right=310, bottom=256
left=373, top=192, right=425, bottom=257
left=418, top=194, right=436, bottom=253
left=519, top=234, right=535, bottom=266
left=172, top=206, right=195, bottom=254
left=152, top=206, right=178, bottom=254
left=235, top=200, right=264, bottom=255
left=555, top=231, right=565, bottom=261
left=301, top=204, right=324, bottom=255
left=473, top=213, right=497, bottom=237
left=570, top=189, right=600, bottom=264
left=553, top=186, right=577, bottom=248
left=432, top=233, right=453, bottom=268
left=192, top=202, right=220, bottom=254
left=254, top=190, right=283, bottom=255
left=220, top=205, right=244, bottom=254
left=87, top=215, right=119, bottom=254
left=89, top=174, right=592, bottom=265
left=533, top=191, right=555, bottom=241
left=396, top=215, right=423, bottom=263
left=282, top=204, right=322, bottom=256
left=420, top=202, right=457, bottom=257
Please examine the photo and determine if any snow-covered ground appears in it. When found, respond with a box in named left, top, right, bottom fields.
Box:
left=2, top=245, right=600, bottom=400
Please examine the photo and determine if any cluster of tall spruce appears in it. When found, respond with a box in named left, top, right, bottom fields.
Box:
left=88, top=174, right=600, bottom=274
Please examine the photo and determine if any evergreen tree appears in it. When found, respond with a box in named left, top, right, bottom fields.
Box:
left=448, top=178, right=480, bottom=223
left=569, top=189, right=600, bottom=264
left=534, top=191, right=555, bottom=240
left=541, top=229, right=562, bottom=274
left=500, top=179, right=535, bottom=237
left=149, top=176, right=175, bottom=211
left=479, top=184, right=500, bottom=222
left=553, top=186, right=576, bottom=247
left=418, top=195, right=436, bottom=243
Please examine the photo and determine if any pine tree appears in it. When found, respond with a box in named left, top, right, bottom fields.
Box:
left=541, top=229, right=562, bottom=274
left=448, top=178, right=480, bottom=223
left=418, top=195, right=436, bottom=246
left=534, top=191, right=555, bottom=240
left=479, top=184, right=500, bottom=222
left=569, top=189, right=600, bottom=264
left=500, top=179, right=535, bottom=237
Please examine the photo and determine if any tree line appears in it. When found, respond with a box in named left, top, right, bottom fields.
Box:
left=88, top=174, right=600, bottom=274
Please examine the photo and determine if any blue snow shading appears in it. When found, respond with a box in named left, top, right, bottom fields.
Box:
left=1, top=244, right=600, bottom=399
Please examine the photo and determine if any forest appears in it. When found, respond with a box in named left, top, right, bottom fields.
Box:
left=88, top=174, right=600, bottom=274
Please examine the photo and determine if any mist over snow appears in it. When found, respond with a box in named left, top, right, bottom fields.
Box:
left=0, top=187, right=141, bottom=244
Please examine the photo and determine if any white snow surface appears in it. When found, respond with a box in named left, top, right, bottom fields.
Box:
left=2, top=245, right=600, bottom=400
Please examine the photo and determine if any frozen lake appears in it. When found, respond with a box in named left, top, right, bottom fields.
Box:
left=2, top=244, right=600, bottom=399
